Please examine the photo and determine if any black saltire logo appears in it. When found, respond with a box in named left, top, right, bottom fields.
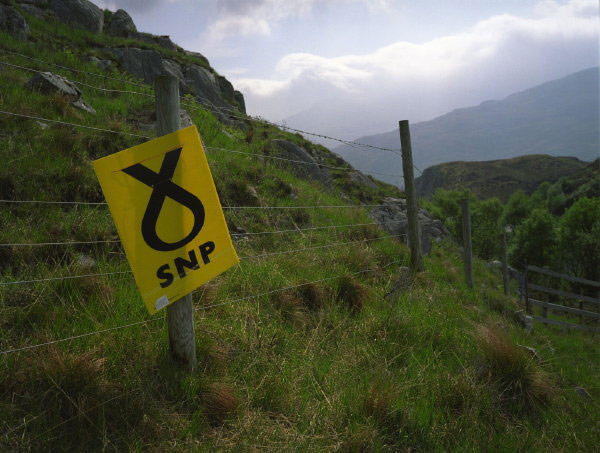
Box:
left=122, top=147, right=205, bottom=251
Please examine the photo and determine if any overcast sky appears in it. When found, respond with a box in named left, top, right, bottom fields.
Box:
left=92, top=0, right=599, bottom=140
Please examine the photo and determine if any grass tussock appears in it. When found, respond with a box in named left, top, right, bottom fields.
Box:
left=474, top=322, right=556, bottom=413
left=337, top=275, right=369, bottom=312
left=202, top=382, right=239, bottom=425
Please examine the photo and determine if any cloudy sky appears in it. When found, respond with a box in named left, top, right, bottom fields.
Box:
left=92, top=0, right=599, bottom=140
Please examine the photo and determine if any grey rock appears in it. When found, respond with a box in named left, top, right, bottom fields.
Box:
left=108, top=9, right=136, bottom=37
left=488, top=260, right=503, bottom=269
left=517, top=344, right=541, bottom=361
left=182, top=49, right=210, bottom=67
left=108, top=47, right=164, bottom=84
left=514, top=310, right=533, bottom=333
left=76, top=254, right=96, bottom=271
left=385, top=266, right=412, bottom=298
left=349, top=170, right=377, bottom=189
left=180, top=109, right=193, bottom=127
left=370, top=197, right=449, bottom=255
left=216, top=74, right=235, bottom=103
left=48, top=0, right=103, bottom=34
left=25, top=71, right=96, bottom=114
left=234, top=90, right=246, bottom=113
left=134, top=32, right=177, bottom=51
left=270, top=139, right=331, bottom=186
left=16, top=3, right=46, bottom=19
left=183, top=63, right=224, bottom=107
left=0, top=5, right=30, bottom=40
left=87, top=55, right=113, bottom=71
left=575, top=386, right=593, bottom=401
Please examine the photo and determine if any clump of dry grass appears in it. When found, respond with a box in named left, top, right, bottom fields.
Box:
left=474, top=323, right=556, bottom=413
left=202, top=382, right=238, bottom=425
left=297, top=282, right=328, bottom=311
left=272, top=292, right=309, bottom=327
left=337, top=276, right=369, bottom=312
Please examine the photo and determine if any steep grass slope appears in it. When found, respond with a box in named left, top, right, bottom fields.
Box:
left=0, top=12, right=598, bottom=453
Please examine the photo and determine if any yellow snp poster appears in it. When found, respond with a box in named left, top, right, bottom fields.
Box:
left=92, top=125, right=239, bottom=314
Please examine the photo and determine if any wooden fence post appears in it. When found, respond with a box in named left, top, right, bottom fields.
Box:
left=399, top=120, right=423, bottom=273
left=155, top=74, right=197, bottom=372
left=461, top=198, right=473, bottom=288
left=502, top=230, right=510, bottom=296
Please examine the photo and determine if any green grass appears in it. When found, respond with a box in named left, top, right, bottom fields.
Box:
left=1, top=15, right=599, bottom=453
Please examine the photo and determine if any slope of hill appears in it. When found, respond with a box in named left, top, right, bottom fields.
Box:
left=334, top=67, right=599, bottom=186
left=0, top=2, right=598, bottom=451
left=415, top=154, right=589, bottom=202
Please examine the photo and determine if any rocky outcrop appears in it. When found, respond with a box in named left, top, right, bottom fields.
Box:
left=48, top=0, right=103, bottom=34
left=370, top=197, right=450, bottom=255
left=107, top=9, right=136, bottom=37
left=234, top=90, right=246, bottom=114
left=270, top=139, right=332, bottom=186
left=25, top=71, right=96, bottom=114
left=107, top=47, right=245, bottom=121
left=0, top=4, right=30, bottom=40
left=134, top=32, right=177, bottom=51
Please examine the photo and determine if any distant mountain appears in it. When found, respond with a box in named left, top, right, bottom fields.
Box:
left=414, top=154, right=589, bottom=202
left=333, top=67, right=599, bottom=186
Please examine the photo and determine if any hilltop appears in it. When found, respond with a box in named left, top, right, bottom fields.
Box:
left=333, top=67, right=599, bottom=186
left=0, top=2, right=598, bottom=451
left=415, top=154, right=590, bottom=202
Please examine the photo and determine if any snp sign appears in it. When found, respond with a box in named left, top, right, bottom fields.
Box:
left=93, top=126, right=239, bottom=314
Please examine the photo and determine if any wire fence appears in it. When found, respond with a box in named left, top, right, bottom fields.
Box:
left=0, top=48, right=410, bottom=157
left=0, top=43, right=413, bottom=359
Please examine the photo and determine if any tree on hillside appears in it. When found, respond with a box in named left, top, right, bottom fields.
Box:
left=509, top=208, right=557, bottom=269
left=471, top=197, right=503, bottom=260
left=558, top=197, right=600, bottom=283
left=501, top=190, right=532, bottom=229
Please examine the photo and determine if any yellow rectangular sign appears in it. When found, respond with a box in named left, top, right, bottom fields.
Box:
left=93, top=125, right=239, bottom=314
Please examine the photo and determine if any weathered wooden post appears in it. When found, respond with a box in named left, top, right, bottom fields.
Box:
left=461, top=198, right=473, bottom=288
left=502, top=229, right=510, bottom=296
left=399, top=120, right=423, bottom=273
left=155, top=74, right=197, bottom=371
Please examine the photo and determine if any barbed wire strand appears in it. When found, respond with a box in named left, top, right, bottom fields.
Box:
left=0, top=220, right=405, bottom=247
left=0, top=234, right=403, bottom=286
left=0, top=197, right=390, bottom=209
left=0, top=47, right=149, bottom=89
left=0, top=49, right=404, bottom=154
left=0, top=110, right=151, bottom=138
left=205, top=146, right=399, bottom=178
left=0, top=259, right=404, bottom=355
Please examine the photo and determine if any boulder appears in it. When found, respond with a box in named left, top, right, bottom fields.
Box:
left=182, top=49, right=210, bottom=67
left=108, top=47, right=165, bottom=84
left=270, top=139, right=331, bottom=186
left=25, top=71, right=96, bottom=114
left=349, top=170, right=377, bottom=189
left=216, top=74, right=235, bottom=103
left=0, top=4, right=30, bottom=40
left=87, top=55, right=112, bottom=71
left=107, top=8, right=136, bottom=37
left=234, top=90, right=246, bottom=113
left=134, top=32, right=177, bottom=51
left=48, top=0, right=103, bottom=34
left=385, top=266, right=412, bottom=298
left=370, top=197, right=450, bottom=255
left=16, top=2, right=46, bottom=19
left=183, top=63, right=224, bottom=107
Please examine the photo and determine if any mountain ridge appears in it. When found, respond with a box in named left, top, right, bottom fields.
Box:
left=333, top=67, right=599, bottom=186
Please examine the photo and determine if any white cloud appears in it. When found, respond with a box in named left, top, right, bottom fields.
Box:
left=207, top=0, right=391, bottom=42
left=231, top=0, right=598, bottom=132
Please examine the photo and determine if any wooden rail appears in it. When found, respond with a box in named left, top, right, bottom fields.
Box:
left=529, top=299, right=600, bottom=319
left=528, top=284, right=600, bottom=306
left=532, top=316, right=600, bottom=333
left=527, top=265, right=600, bottom=288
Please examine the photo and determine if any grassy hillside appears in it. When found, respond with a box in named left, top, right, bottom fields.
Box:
left=1, top=9, right=599, bottom=452
left=334, top=67, right=599, bottom=186
left=415, top=154, right=589, bottom=202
